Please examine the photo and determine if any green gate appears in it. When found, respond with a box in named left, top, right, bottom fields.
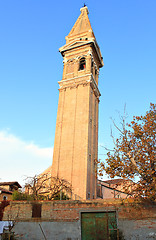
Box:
left=81, top=211, right=117, bottom=240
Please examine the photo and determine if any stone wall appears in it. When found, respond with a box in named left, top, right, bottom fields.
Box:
left=2, top=199, right=156, bottom=240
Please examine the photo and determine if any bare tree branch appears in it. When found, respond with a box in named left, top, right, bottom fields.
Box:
left=24, top=174, right=72, bottom=200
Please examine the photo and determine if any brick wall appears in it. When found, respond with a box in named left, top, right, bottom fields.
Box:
left=2, top=199, right=156, bottom=221
left=2, top=199, right=156, bottom=240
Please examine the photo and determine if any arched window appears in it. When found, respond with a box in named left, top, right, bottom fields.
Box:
left=3, top=196, right=7, bottom=201
left=79, top=57, right=86, bottom=71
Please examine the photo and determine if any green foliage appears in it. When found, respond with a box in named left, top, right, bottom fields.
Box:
left=12, top=190, right=33, bottom=201
left=53, top=192, right=70, bottom=200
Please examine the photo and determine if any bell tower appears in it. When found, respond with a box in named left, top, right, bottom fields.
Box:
left=51, top=6, right=104, bottom=200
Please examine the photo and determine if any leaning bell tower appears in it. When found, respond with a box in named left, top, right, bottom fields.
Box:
left=51, top=6, right=104, bottom=200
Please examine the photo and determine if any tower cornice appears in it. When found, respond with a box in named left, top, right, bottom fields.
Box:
left=58, top=73, right=101, bottom=98
left=59, top=39, right=104, bottom=68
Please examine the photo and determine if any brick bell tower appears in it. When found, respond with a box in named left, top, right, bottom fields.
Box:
left=51, top=6, right=104, bottom=200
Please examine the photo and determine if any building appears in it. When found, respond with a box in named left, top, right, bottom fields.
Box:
left=0, top=182, right=21, bottom=201
left=97, top=179, right=133, bottom=199
left=51, top=5, right=104, bottom=200
left=0, top=187, right=12, bottom=201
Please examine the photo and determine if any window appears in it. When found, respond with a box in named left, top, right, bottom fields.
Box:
left=79, top=57, right=86, bottom=71
left=3, top=196, right=7, bottom=201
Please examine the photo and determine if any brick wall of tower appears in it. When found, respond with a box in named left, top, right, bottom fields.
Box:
left=52, top=80, right=91, bottom=200
left=51, top=6, right=103, bottom=200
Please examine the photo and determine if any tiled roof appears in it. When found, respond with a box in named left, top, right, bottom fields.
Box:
left=0, top=187, right=12, bottom=194
left=99, top=184, right=130, bottom=195
left=0, top=181, right=22, bottom=188
left=99, top=179, right=129, bottom=185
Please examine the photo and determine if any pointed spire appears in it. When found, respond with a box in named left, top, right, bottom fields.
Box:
left=80, top=5, right=89, bottom=15
left=59, top=6, right=104, bottom=68
left=66, top=5, right=95, bottom=44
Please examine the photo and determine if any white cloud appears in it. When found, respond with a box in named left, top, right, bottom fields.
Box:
left=0, top=130, right=53, bottom=186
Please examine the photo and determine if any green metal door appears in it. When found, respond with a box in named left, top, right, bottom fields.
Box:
left=81, top=211, right=117, bottom=240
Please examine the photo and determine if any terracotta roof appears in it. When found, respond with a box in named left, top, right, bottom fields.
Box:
left=99, top=184, right=131, bottom=195
left=0, top=182, right=22, bottom=188
left=98, top=179, right=133, bottom=196
left=99, top=179, right=129, bottom=185
left=0, top=187, right=12, bottom=195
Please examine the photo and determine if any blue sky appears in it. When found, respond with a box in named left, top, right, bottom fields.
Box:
left=0, top=0, right=156, bottom=185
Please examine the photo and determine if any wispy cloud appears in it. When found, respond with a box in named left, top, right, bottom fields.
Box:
left=0, top=130, right=53, bottom=186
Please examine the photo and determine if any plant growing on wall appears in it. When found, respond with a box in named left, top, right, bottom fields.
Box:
left=99, top=103, right=156, bottom=202
left=12, top=190, right=33, bottom=201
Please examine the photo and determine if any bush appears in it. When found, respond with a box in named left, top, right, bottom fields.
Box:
left=12, top=190, right=33, bottom=201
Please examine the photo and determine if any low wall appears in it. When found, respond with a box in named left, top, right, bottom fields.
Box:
left=1, top=199, right=156, bottom=240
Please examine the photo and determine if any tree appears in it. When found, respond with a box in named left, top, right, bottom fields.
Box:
left=24, top=173, right=72, bottom=200
left=99, top=103, right=156, bottom=201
